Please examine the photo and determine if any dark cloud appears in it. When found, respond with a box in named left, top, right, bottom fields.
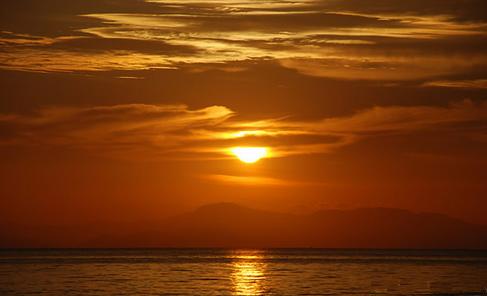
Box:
left=317, top=0, right=487, bottom=22
left=0, top=0, right=170, bottom=36
left=172, top=12, right=406, bottom=32
left=50, top=37, right=201, bottom=55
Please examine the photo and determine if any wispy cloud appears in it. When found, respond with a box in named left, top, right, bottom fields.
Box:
left=0, top=104, right=233, bottom=159
left=0, top=48, right=175, bottom=72
left=423, top=79, right=487, bottom=89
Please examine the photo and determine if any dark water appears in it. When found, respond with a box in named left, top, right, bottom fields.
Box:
left=1, top=249, right=487, bottom=295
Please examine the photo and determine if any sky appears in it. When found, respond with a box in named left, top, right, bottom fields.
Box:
left=1, top=0, right=487, bottom=245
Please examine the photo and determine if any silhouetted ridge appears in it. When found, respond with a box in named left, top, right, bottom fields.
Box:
left=91, top=204, right=487, bottom=249
left=193, top=202, right=260, bottom=216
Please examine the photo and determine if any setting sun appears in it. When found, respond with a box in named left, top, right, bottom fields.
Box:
left=231, top=147, right=268, bottom=163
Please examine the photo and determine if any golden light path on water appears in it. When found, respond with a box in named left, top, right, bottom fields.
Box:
left=231, top=251, right=267, bottom=295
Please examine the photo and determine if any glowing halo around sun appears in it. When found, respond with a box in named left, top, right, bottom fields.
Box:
left=231, top=147, right=268, bottom=164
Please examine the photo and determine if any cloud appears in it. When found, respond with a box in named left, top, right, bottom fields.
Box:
left=204, top=174, right=329, bottom=186
left=0, top=48, right=175, bottom=73
left=204, top=174, right=293, bottom=186
left=79, top=10, right=487, bottom=81
left=1, top=100, right=486, bottom=160
left=0, top=104, right=234, bottom=159
left=423, top=79, right=487, bottom=89
left=314, top=0, right=487, bottom=22
left=309, top=100, right=487, bottom=134
left=279, top=56, right=487, bottom=81
left=1, top=0, right=486, bottom=80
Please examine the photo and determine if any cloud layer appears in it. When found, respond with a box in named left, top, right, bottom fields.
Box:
left=1, top=0, right=486, bottom=84
left=1, top=100, right=486, bottom=161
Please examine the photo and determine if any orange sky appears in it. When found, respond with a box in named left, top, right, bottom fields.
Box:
left=1, top=0, right=487, bottom=246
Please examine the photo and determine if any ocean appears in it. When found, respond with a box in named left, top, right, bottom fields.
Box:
left=1, top=249, right=486, bottom=295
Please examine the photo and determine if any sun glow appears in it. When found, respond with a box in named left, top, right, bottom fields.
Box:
left=231, top=147, right=268, bottom=163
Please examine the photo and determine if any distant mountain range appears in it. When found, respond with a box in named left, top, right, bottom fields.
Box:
left=94, top=203, right=487, bottom=249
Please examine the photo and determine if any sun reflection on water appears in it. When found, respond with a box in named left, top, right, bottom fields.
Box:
left=231, top=251, right=267, bottom=296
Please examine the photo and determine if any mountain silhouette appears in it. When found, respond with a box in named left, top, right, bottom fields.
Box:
left=94, top=203, right=487, bottom=249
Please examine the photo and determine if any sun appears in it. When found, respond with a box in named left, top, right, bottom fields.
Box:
left=231, top=147, right=268, bottom=164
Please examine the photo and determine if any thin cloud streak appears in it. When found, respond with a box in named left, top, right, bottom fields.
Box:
left=423, top=79, right=487, bottom=89
left=203, top=174, right=303, bottom=186
left=204, top=174, right=331, bottom=186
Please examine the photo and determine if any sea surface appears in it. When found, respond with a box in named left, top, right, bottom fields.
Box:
left=1, top=249, right=486, bottom=295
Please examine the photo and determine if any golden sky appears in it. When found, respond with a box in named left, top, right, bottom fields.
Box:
left=1, top=0, right=487, bottom=246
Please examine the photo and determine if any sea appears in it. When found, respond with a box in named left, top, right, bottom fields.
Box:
left=1, top=249, right=486, bottom=295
